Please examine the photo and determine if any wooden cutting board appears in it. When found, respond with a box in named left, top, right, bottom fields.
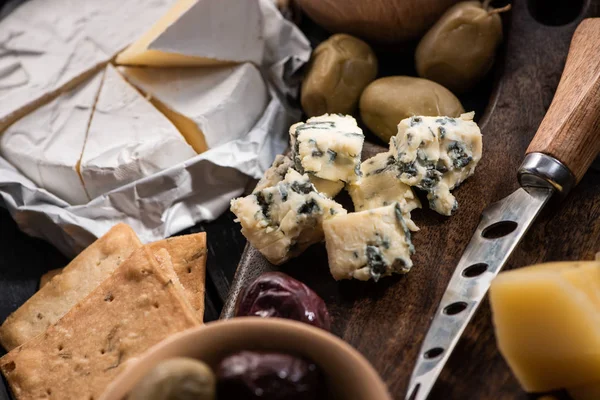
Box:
left=222, top=1, right=600, bottom=399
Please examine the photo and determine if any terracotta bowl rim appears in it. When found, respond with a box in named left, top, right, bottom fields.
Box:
left=100, top=317, right=391, bottom=400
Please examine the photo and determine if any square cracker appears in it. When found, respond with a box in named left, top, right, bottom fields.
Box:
left=148, top=234, right=207, bottom=319
left=0, top=224, right=142, bottom=351
left=0, top=246, right=201, bottom=400
left=34, top=233, right=207, bottom=322
left=38, top=269, right=64, bottom=289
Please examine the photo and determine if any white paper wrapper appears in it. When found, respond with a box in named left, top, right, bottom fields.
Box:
left=0, top=0, right=311, bottom=257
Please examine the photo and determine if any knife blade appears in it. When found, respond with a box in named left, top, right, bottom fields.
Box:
left=407, top=17, right=600, bottom=400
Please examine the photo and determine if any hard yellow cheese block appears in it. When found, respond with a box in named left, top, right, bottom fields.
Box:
left=490, top=261, right=600, bottom=392
left=569, top=383, right=600, bottom=400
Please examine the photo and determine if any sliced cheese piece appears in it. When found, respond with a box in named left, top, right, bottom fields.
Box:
left=389, top=113, right=482, bottom=215
left=490, top=261, right=600, bottom=392
left=231, top=169, right=347, bottom=265
left=0, top=0, right=176, bottom=132
left=119, top=64, right=268, bottom=154
left=323, top=203, right=414, bottom=281
left=348, top=151, right=421, bottom=231
left=80, top=65, right=195, bottom=200
left=116, top=0, right=263, bottom=67
left=0, top=70, right=104, bottom=205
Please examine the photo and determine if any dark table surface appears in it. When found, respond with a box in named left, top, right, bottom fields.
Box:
left=0, top=206, right=246, bottom=324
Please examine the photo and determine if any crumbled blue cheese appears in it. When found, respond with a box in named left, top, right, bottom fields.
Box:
left=232, top=169, right=347, bottom=265
left=308, top=175, right=345, bottom=199
left=389, top=112, right=482, bottom=216
left=290, top=114, right=364, bottom=184
left=323, top=203, right=414, bottom=281
left=253, top=154, right=294, bottom=193
left=347, top=151, right=421, bottom=231
left=254, top=154, right=344, bottom=198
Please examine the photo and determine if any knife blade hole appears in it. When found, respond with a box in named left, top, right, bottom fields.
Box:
left=482, top=221, right=518, bottom=239
left=444, top=302, right=468, bottom=316
left=408, top=384, right=420, bottom=400
left=463, top=263, right=488, bottom=277
left=424, top=347, right=444, bottom=359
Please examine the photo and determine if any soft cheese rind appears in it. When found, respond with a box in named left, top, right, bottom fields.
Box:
left=390, top=112, right=482, bottom=215
left=254, top=154, right=344, bottom=199
left=231, top=169, right=347, bottom=265
left=0, top=71, right=104, bottom=205
left=0, top=0, right=176, bottom=131
left=290, top=114, right=364, bottom=184
left=348, top=151, right=421, bottom=231
left=80, top=65, right=196, bottom=200
left=119, top=64, right=268, bottom=153
left=116, top=0, right=264, bottom=67
left=324, top=203, right=414, bottom=281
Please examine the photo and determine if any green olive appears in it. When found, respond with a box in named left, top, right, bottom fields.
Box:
left=128, top=358, right=216, bottom=400
left=301, top=33, right=378, bottom=117
left=415, top=1, right=508, bottom=94
left=359, top=76, right=464, bottom=143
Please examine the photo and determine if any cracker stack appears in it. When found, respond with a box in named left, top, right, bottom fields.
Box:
left=0, top=225, right=208, bottom=399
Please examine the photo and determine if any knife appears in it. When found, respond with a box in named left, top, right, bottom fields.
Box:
left=406, top=18, right=600, bottom=400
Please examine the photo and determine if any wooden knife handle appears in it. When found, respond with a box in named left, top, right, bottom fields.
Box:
left=527, top=18, right=600, bottom=184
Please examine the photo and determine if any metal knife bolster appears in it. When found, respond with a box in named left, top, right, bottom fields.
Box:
left=518, top=152, right=576, bottom=195
left=405, top=153, right=576, bottom=400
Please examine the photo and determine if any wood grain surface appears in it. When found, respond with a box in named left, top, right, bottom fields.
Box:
left=527, top=18, right=600, bottom=183
left=222, top=1, right=600, bottom=399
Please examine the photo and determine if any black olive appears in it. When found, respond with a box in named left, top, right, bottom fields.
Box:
left=235, top=272, right=331, bottom=331
left=216, top=351, right=324, bottom=400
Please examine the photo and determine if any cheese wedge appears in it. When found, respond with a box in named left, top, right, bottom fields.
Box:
left=0, top=0, right=177, bottom=132
left=490, top=261, right=600, bottom=392
left=0, top=70, right=104, bottom=205
left=80, top=65, right=196, bottom=200
left=116, top=0, right=264, bottom=67
left=120, top=64, right=269, bottom=153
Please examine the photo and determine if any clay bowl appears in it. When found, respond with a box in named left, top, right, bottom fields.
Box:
left=101, top=317, right=391, bottom=400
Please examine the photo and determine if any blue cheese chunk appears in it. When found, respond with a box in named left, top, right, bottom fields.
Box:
left=232, top=169, right=347, bottom=265
left=253, top=154, right=294, bottom=193
left=308, top=175, right=345, bottom=199
left=390, top=112, right=482, bottom=216
left=323, top=203, right=414, bottom=281
left=254, top=154, right=344, bottom=198
left=290, top=114, right=364, bottom=184
left=347, top=152, right=421, bottom=231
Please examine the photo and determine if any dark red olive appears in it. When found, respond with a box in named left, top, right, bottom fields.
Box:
left=235, top=272, right=331, bottom=331
left=216, top=351, right=323, bottom=400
